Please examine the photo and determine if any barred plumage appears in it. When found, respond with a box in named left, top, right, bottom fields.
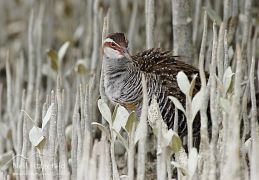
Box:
left=102, top=33, right=209, bottom=138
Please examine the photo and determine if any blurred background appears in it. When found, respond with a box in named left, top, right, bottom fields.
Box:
left=0, top=0, right=259, bottom=179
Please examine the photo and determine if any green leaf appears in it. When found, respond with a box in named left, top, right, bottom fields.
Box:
left=125, top=111, right=137, bottom=133
left=47, top=49, right=58, bottom=70
left=176, top=71, right=191, bottom=95
left=74, top=60, right=87, bottom=75
left=97, top=99, right=112, bottom=125
left=37, top=138, right=46, bottom=151
left=58, top=41, right=70, bottom=62
left=189, top=74, right=197, bottom=96
left=169, top=96, right=186, bottom=114
left=162, top=129, right=182, bottom=151
left=29, top=126, right=45, bottom=147
left=170, top=132, right=182, bottom=153
left=42, top=103, right=54, bottom=130
left=205, top=7, right=222, bottom=25
left=92, top=122, right=111, bottom=140
left=191, top=91, right=202, bottom=121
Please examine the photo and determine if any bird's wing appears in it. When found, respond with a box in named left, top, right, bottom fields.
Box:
left=131, top=48, right=207, bottom=137
left=131, top=48, right=203, bottom=99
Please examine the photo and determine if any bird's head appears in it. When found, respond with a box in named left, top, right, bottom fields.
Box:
left=102, top=33, right=131, bottom=60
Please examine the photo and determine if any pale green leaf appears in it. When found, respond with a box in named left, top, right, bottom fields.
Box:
left=176, top=71, right=191, bottom=95
left=223, top=67, right=234, bottom=95
left=42, top=103, right=54, bottom=130
left=134, top=120, right=144, bottom=145
left=169, top=96, right=186, bottom=114
left=171, top=161, right=187, bottom=175
left=112, top=129, right=128, bottom=149
left=47, top=49, right=58, bottom=70
left=97, top=99, right=112, bottom=125
left=161, top=129, right=174, bottom=148
left=29, top=126, right=45, bottom=147
left=92, top=122, right=111, bottom=140
left=220, top=98, right=231, bottom=113
left=58, top=41, right=70, bottom=62
left=191, top=91, right=202, bottom=121
left=113, top=105, right=129, bottom=135
left=65, top=124, right=72, bottom=140
left=125, top=111, right=137, bottom=133
left=215, top=75, right=225, bottom=94
left=188, top=148, right=198, bottom=178
left=228, top=46, right=234, bottom=60
left=112, top=104, right=119, bottom=122
left=0, top=122, right=10, bottom=138
left=205, top=7, right=222, bottom=25
left=189, top=74, right=197, bottom=96
left=244, top=138, right=251, bottom=154
left=41, top=64, right=56, bottom=80
left=170, top=132, right=182, bottom=153
left=37, top=138, right=46, bottom=151
left=0, top=151, right=13, bottom=171
left=73, top=25, right=84, bottom=42
left=74, top=60, right=87, bottom=75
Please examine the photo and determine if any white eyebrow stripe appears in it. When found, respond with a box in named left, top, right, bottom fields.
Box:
left=103, top=38, right=122, bottom=48
left=103, top=38, right=115, bottom=43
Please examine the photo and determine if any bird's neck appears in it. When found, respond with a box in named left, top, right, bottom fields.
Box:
left=102, top=55, right=135, bottom=104
left=102, top=55, right=133, bottom=77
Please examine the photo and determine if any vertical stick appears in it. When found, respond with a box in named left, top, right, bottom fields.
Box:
left=72, top=90, right=80, bottom=180
left=100, top=13, right=110, bottom=107
left=198, top=12, right=210, bottom=161
left=172, top=0, right=193, bottom=64
left=222, top=44, right=243, bottom=180
left=192, top=0, right=201, bottom=44
left=223, top=0, right=231, bottom=22
left=128, top=0, right=139, bottom=52
left=145, top=0, right=154, bottom=48
left=217, top=23, right=225, bottom=81
left=249, top=56, right=259, bottom=180
left=57, top=79, right=70, bottom=180
left=136, top=74, right=148, bottom=180
left=90, top=0, right=100, bottom=72
left=46, top=91, right=57, bottom=180
left=26, top=9, right=35, bottom=109
left=241, top=0, right=252, bottom=51
left=35, top=2, right=44, bottom=91
left=209, top=22, right=218, bottom=180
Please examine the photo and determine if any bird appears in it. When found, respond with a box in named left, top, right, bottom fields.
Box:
left=102, top=32, right=207, bottom=138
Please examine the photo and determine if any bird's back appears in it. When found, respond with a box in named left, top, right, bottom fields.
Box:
left=131, top=48, right=206, bottom=137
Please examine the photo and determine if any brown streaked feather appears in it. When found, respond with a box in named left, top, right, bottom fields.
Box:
left=131, top=48, right=209, bottom=137
left=132, top=48, right=204, bottom=99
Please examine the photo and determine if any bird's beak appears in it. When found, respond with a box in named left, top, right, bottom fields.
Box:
left=122, top=48, right=132, bottom=60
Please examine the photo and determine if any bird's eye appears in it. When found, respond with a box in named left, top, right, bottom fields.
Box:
left=111, top=42, right=116, bottom=47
